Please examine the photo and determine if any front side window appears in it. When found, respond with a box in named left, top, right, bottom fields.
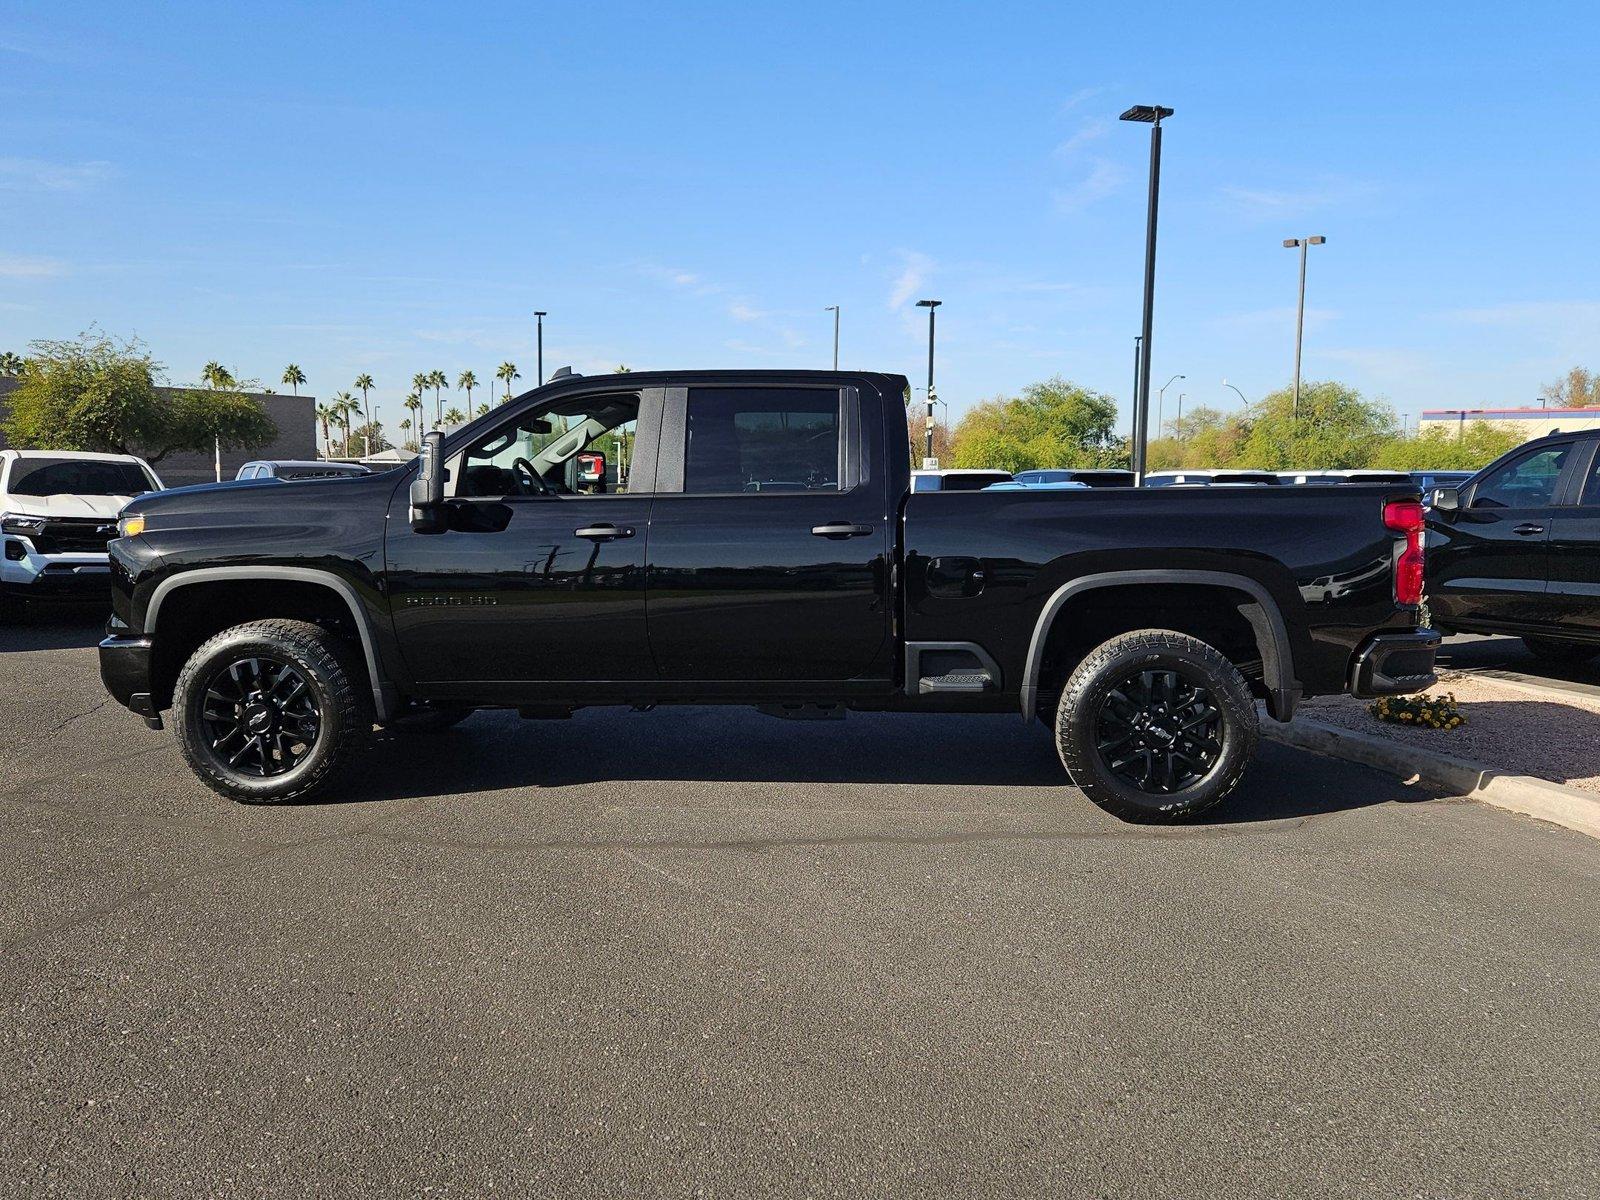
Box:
left=683, top=388, right=840, bottom=494
left=454, top=393, right=639, bottom=498
left=6, top=457, right=155, bottom=497
left=1471, top=444, right=1570, bottom=509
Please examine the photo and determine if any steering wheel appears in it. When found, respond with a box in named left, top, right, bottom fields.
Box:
left=511, top=457, right=548, bottom=496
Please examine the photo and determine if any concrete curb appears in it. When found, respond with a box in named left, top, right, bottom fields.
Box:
left=1262, top=716, right=1600, bottom=841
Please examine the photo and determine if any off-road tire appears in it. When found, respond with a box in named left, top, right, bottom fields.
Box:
left=1055, top=628, right=1258, bottom=823
left=1522, top=635, right=1599, bottom=664
left=174, top=619, right=372, bottom=804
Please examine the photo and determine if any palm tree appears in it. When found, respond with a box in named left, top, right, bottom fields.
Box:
left=332, top=391, right=359, bottom=456
left=354, top=373, right=374, bottom=417
left=443, top=407, right=466, bottom=426
left=398, top=416, right=414, bottom=451
left=457, top=369, right=478, bottom=410
left=314, top=403, right=338, bottom=456
left=0, top=351, right=24, bottom=376
left=201, top=361, right=235, bottom=391
left=410, top=372, right=430, bottom=426
left=427, top=369, right=449, bottom=429
left=496, top=361, right=520, bottom=403
left=403, top=393, right=424, bottom=441
left=475, top=402, right=490, bottom=418
left=281, top=364, right=306, bottom=395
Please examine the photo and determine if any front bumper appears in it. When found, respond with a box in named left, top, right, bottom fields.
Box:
left=1349, top=629, right=1441, bottom=698
left=2, top=543, right=114, bottom=603
left=99, top=632, right=162, bottom=728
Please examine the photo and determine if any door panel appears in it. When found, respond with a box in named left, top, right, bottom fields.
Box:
left=644, top=383, right=891, bottom=683
left=1547, top=440, right=1600, bottom=637
left=1428, top=441, right=1572, bottom=629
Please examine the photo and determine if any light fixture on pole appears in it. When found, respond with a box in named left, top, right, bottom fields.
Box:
left=1120, top=104, right=1174, bottom=484
left=1282, top=236, right=1325, bottom=418
left=1156, top=373, right=1185, bottom=438
left=1222, top=379, right=1248, bottom=406
left=534, top=311, right=547, bottom=384
left=824, top=305, right=840, bottom=370
left=916, top=299, right=942, bottom=465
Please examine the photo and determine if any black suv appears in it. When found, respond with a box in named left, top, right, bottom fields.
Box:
left=1429, top=431, right=1600, bottom=661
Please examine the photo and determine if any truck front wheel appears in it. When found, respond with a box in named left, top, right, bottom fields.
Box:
left=1055, top=629, right=1258, bottom=822
left=173, top=619, right=372, bottom=805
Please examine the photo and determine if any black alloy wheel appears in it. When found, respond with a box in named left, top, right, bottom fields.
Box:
left=199, top=655, right=322, bottom=776
left=1093, top=667, right=1223, bottom=795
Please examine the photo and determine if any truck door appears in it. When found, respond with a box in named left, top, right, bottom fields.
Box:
left=1546, top=438, right=1600, bottom=636
left=1430, top=439, right=1575, bottom=631
left=644, top=382, right=893, bottom=685
left=385, top=387, right=661, bottom=684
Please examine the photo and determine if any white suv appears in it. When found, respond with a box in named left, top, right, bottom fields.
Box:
left=1, top=450, right=164, bottom=618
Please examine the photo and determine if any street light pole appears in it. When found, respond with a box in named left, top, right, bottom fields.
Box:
left=1221, top=379, right=1248, bottom=407
left=1120, top=104, right=1174, bottom=484
left=1282, top=236, right=1325, bottom=418
left=1156, top=373, right=1185, bottom=438
left=916, top=299, right=942, bottom=464
left=824, top=306, right=840, bottom=370
left=534, top=311, right=547, bottom=384
left=1131, top=335, right=1143, bottom=449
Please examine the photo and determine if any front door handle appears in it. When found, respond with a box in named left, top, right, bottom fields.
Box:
left=1513, top=523, right=1546, bottom=536
left=575, top=524, right=635, bottom=540
left=811, top=523, right=874, bottom=539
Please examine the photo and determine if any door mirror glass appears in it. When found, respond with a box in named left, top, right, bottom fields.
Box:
left=1432, top=486, right=1459, bottom=512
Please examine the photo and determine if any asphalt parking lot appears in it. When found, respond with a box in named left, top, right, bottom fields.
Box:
left=3, top=614, right=1598, bottom=1197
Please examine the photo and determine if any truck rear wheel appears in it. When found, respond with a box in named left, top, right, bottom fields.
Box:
left=1055, top=629, right=1257, bottom=822
left=173, top=619, right=372, bottom=805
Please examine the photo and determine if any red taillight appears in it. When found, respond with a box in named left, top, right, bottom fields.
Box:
left=1384, top=499, right=1426, bottom=606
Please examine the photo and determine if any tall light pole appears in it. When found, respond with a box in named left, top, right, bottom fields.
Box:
left=1282, top=236, right=1325, bottom=418
left=1156, top=373, right=1185, bottom=438
left=1120, top=104, right=1173, bottom=484
left=1222, top=379, right=1248, bottom=407
left=824, top=305, right=840, bottom=370
left=1131, top=336, right=1143, bottom=450
left=916, top=299, right=941, bottom=464
left=534, top=311, right=547, bottom=384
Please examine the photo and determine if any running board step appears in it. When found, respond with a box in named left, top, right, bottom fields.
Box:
left=918, top=670, right=995, bottom=694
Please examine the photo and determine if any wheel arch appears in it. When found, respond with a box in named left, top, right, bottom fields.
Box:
left=143, top=566, right=398, bottom=720
left=1020, top=569, right=1298, bottom=723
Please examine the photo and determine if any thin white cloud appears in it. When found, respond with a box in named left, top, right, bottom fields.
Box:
left=728, top=302, right=766, bottom=322
left=1217, top=176, right=1382, bottom=220
left=0, top=157, right=114, bottom=192
left=1054, top=119, right=1109, bottom=158
left=1053, top=160, right=1125, bottom=213
left=1058, top=87, right=1106, bottom=117
left=0, top=254, right=66, bottom=279
left=888, top=250, right=934, bottom=310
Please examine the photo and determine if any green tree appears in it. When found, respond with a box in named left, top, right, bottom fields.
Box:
left=1544, top=366, right=1600, bottom=409
left=314, top=402, right=338, bottom=455
left=354, top=373, right=374, bottom=414
left=403, top=392, right=423, bottom=435
left=496, top=361, right=520, bottom=402
left=1233, top=380, right=1397, bottom=469
left=950, top=376, right=1125, bottom=472
left=3, top=333, right=274, bottom=463
left=281, top=363, right=306, bottom=395
left=1370, top=422, right=1522, bottom=471
left=0, top=351, right=24, bottom=377
left=331, top=391, right=360, bottom=456
left=200, top=361, right=236, bottom=391
left=475, top=402, right=490, bottom=419
left=426, top=369, right=448, bottom=428
left=457, top=369, right=478, bottom=408
left=410, top=371, right=430, bottom=421
left=443, top=407, right=466, bottom=426
left=398, top=416, right=414, bottom=450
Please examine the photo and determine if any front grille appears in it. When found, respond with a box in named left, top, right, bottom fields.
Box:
left=31, top=517, right=117, bottom=555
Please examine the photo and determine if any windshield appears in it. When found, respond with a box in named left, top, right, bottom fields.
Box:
left=6, top=457, right=155, bottom=497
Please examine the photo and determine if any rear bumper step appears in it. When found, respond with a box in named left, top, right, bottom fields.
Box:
left=1350, top=629, right=1441, bottom=698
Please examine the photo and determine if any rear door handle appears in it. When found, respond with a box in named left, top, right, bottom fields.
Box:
left=575, top=524, right=635, bottom=540
left=811, top=523, right=874, bottom=539
left=1513, top=523, right=1546, bottom=535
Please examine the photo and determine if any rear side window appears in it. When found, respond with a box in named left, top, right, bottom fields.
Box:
left=1471, top=444, right=1570, bottom=509
left=683, top=388, right=841, bottom=494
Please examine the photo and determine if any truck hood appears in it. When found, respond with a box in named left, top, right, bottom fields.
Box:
left=0, top=493, right=140, bottom=520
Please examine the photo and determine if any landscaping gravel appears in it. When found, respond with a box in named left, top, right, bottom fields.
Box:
left=1300, top=670, right=1600, bottom=794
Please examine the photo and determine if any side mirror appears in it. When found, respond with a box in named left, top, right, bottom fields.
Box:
left=1431, top=486, right=1459, bottom=513
left=409, top=431, right=447, bottom=532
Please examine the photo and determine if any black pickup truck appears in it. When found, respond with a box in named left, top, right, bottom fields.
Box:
left=100, top=370, right=1437, bottom=820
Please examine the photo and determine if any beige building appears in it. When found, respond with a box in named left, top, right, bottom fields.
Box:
left=1420, top=405, right=1600, bottom=443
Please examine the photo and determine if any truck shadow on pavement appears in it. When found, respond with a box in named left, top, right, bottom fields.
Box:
left=0, top=610, right=105, bottom=653
left=342, top=707, right=1441, bottom=826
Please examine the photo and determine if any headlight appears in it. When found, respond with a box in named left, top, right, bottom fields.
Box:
left=0, top=512, right=46, bottom=537
left=117, top=514, right=146, bottom=538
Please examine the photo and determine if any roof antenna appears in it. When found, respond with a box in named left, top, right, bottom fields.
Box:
left=551, top=366, right=580, bottom=380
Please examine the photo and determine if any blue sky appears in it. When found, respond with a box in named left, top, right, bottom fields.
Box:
left=3, top=0, right=1598, bottom=430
